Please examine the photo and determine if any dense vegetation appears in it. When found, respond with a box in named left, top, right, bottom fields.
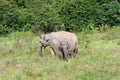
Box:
left=0, top=0, right=120, bottom=35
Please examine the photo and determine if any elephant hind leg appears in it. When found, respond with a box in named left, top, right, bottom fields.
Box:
left=74, top=42, right=78, bottom=55
left=74, top=47, right=78, bottom=54
left=73, top=47, right=78, bottom=57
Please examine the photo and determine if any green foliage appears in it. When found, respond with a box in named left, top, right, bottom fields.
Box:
left=57, top=0, right=99, bottom=31
left=96, top=0, right=120, bottom=26
left=0, top=0, right=120, bottom=35
left=0, top=0, right=33, bottom=35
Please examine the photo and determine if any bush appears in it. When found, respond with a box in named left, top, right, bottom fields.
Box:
left=57, top=0, right=99, bottom=31
left=96, top=0, right=120, bottom=26
left=0, top=0, right=120, bottom=35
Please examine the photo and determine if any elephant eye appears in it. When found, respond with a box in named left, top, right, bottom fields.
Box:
left=46, top=39, right=49, bottom=42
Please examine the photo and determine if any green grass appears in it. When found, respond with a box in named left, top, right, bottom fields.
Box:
left=0, top=27, right=120, bottom=80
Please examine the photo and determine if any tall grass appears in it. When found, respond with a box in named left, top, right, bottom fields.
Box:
left=0, top=27, right=120, bottom=80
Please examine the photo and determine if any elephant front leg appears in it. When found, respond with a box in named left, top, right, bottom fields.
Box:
left=50, top=48, right=56, bottom=56
left=62, top=48, right=68, bottom=60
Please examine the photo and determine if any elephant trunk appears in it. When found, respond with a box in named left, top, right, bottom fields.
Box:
left=39, top=42, right=43, bottom=56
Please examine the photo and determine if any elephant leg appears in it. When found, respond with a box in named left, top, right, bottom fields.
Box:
left=75, top=48, right=78, bottom=54
left=60, top=41, right=69, bottom=60
left=58, top=48, right=67, bottom=60
left=73, top=48, right=78, bottom=57
left=58, top=46, right=66, bottom=60
left=74, top=43, right=78, bottom=55
left=50, top=48, right=55, bottom=56
left=67, top=50, right=72, bottom=57
left=72, top=42, right=78, bottom=57
left=62, top=49, right=68, bottom=60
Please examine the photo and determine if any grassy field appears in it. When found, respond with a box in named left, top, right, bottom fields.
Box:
left=0, top=27, right=120, bottom=80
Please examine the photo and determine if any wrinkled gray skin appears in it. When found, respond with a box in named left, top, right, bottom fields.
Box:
left=39, top=31, right=78, bottom=59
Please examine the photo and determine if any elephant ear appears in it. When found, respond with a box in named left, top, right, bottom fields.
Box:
left=47, top=39, right=54, bottom=47
left=45, top=34, right=52, bottom=42
left=40, top=34, right=46, bottom=44
left=40, top=34, right=45, bottom=39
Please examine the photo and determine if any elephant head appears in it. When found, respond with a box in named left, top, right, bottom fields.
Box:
left=39, top=33, right=58, bottom=56
left=39, top=33, right=64, bottom=57
left=39, top=34, right=51, bottom=56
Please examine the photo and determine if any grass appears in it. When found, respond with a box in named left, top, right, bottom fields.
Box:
left=0, top=27, right=120, bottom=80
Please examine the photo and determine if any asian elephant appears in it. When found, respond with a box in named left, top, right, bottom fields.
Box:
left=39, top=31, right=78, bottom=59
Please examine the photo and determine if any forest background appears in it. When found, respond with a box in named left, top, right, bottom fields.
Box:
left=0, top=0, right=120, bottom=35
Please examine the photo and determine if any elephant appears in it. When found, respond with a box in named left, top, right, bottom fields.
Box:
left=39, top=31, right=78, bottom=59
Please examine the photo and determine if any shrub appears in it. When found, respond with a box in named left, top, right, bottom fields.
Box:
left=96, top=0, right=120, bottom=26
left=0, top=0, right=120, bottom=35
